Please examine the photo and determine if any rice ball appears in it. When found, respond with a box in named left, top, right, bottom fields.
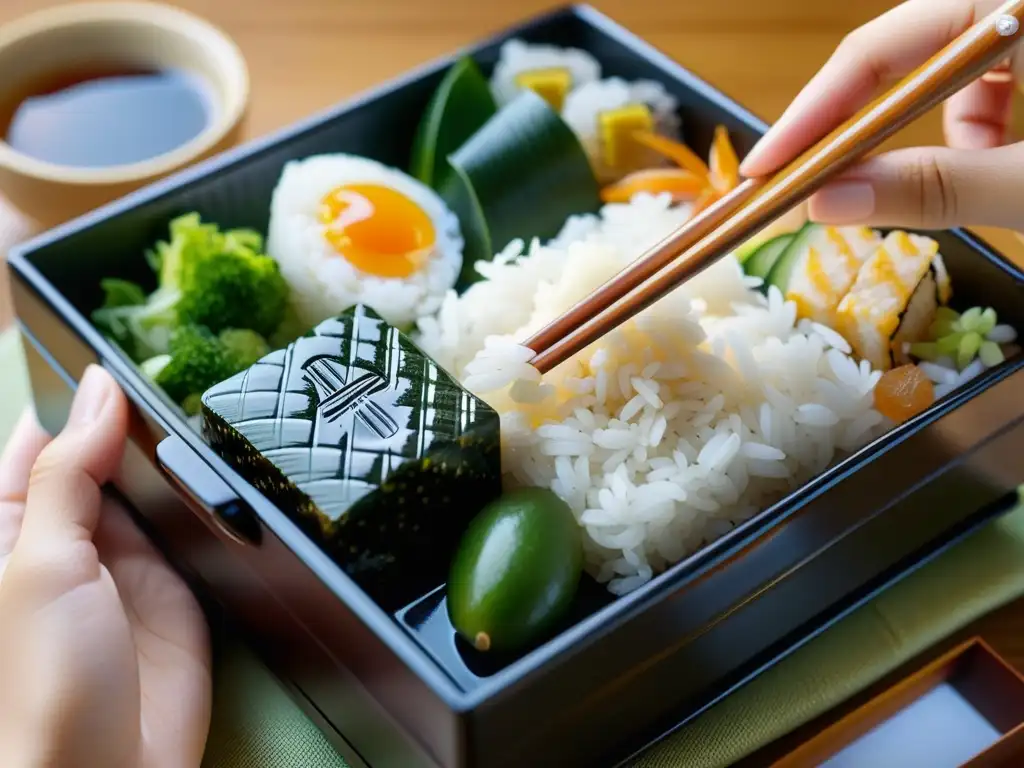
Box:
left=490, top=38, right=602, bottom=109
left=266, top=154, right=463, bottom=332
left=561, top=77, right=682, bottom=183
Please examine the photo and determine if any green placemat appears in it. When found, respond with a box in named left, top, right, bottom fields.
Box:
left=2, top=326, right=1024, bottom=768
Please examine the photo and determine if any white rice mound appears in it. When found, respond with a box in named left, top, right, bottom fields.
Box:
left=267, top=154, right=463, bottom=331
left=414, top=193, right=892, bottom=596
left=490, top=38, right=603, bottom=107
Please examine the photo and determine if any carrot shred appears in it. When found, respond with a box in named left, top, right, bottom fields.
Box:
left=600, top=168, right=707, bottom=204
left=709, top=125, right=740, bottom=193
left=690, top=185, right=720, bottom=217
left=631, top=131, right=710, bottom=177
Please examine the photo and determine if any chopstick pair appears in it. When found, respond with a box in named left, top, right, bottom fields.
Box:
left=523, top=0, right=1024, bottom=375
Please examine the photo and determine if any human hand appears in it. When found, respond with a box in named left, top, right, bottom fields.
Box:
left=0, top=365, right=212, bottom=768
left=740, top=0, right=1024, bottom=231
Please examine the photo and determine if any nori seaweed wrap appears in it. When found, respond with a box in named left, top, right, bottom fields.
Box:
left=201, top=305, right=502, bottom=610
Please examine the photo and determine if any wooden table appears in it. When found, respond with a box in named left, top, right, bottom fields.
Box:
left=2, top=0, right=1024, bottom=757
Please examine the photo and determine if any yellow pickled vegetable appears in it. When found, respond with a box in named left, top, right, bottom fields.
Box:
left=513, top=68, right=573, bottom=112
left=598, top=104, right=655, bottom=171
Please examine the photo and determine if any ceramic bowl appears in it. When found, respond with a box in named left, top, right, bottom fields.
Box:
left=0, top=1, right=248, bottom=226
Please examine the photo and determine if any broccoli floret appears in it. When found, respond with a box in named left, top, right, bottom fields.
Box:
left=92, top=214, right=289, bottom=360
left=219, top=328, right=271, bottom=370
left=143, top=325, right=236, bottom=407
left=140, top=326, right=271, bottom=412
left=175, top=248, right=288, bottom=338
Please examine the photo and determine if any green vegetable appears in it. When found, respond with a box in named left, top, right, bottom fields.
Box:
left=764, top=222, right=819, bottom=293
left=926, top=305, right=1006, bottom=371
left=92, top=283, right=178, bottom=362
left=141, top=325, right=270, bottom=410
left=99, top=278, right=148, bottom=309
left=936, top=332, right=964, bottom=356
left=733, top=204, right=807, bottom=263
left=742, top=234, right=794, bottom=282
left=908, top=341, right=940, bottom=362
left=977, top=308, right=998, bottom=336
left=219, top=328, right=271, bottom=371
left=980, top=340, right=1005, bottom=368
left=92, top=213, right=288, bottom=360
left=928, top=307, right=960, bottom=340
left=958, top=306, right=982, bottom=333
left=957, top=332, right=982, bottom=370
left=447, top=487, right=583, bottom=654
left=439, top=90, right=601, bottom=289
left=175, top=247, right=287, bottom=337
left=410, top=57, right=497, bottom=189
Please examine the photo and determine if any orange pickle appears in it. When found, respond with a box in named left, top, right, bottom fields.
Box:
left=600, top=168, right=706, bottom=204
left=873, top=364, right=935, bottom=423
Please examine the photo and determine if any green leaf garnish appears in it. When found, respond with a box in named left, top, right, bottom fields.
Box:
left=410, top=57, right=497, bottom=189
left=440, top=90, right=601, bottom=289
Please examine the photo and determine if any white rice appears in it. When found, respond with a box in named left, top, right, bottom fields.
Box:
left=561, top=77, right=682, bottom=181
left=266, top=154, right=463, bottom=331
left=414, top=193, right=892, bottom=595
left=489, top=39, right=602, bottom=107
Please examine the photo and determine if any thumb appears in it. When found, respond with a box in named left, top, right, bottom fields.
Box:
left=16, top=365, right=128, bottom=553
left=806, top=143, right=1024, bottom=231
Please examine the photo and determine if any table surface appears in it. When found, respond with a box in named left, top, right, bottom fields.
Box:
left=2, top=0, right=1024, bottom=755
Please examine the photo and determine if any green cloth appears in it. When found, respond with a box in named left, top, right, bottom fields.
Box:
left=2, top=327, right=1023, bottom=768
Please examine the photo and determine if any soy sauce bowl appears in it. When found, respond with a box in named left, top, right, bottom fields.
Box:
left=0, top=2, right=249, bottom=227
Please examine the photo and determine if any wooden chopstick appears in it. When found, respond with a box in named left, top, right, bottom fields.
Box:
left=526, top=0, right=1024, bottom=375
left=522, top=178, right=764, bottom=356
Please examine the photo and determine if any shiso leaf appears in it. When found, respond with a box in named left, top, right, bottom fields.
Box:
left=409, top=57, right=497, bottom=189
left=440, top=89, right=601, bottom=288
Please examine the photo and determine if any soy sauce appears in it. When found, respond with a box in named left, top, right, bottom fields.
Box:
left=2, top=67, right=214, bottom=168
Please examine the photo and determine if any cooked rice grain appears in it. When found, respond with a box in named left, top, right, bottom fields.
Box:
left=414, top=193, right=893, bottom=595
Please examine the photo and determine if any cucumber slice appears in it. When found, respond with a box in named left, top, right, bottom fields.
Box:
left=764, top=222, right=821, bottom=293
left=743, top=234, right=794, bottom=280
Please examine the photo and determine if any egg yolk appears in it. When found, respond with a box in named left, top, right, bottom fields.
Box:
left=318, top=184, right=436, bottom=278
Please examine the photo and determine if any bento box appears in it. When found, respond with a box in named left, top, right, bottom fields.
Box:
left=9, top=5, right=1024, bottom=768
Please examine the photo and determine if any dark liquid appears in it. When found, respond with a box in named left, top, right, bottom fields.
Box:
left=3, top=66, right=213, bottom=168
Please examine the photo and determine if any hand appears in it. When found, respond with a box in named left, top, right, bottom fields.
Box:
left=740, top=0, right=1024, bottom=231
left=0, top=365, right=212, bottom=768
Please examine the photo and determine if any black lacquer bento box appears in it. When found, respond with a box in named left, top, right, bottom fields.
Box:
left=9, top=6, right=1024, bottom=768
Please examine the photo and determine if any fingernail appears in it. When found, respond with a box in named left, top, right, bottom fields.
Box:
left=809, top=181, right=875, bottom=223
left=67, top=365, right=111, bottom=427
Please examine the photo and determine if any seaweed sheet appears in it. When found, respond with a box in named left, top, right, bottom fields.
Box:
left=201, top=305, right=502, bottom=610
